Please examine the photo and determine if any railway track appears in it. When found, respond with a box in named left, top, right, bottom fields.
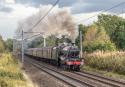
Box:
left=25, top=56, right=125, bottom=87
left=25, top=57, right=93, bottom=87
left=74, top=72, right=125, bottom=87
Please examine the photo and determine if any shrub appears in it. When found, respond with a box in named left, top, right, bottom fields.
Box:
left=83, top=51, right=125, bottom=75
left=83, top=41, right=116, bottom=52
left=0, top=53, right=27, bottom=87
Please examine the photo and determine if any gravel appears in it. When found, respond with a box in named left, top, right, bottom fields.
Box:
left=23, top=60, right=71, bottom=87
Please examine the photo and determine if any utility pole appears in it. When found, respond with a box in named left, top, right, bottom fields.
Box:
left=22, top=30, right=24, bottom=65
left=43, top=37, right=46, bottom=47
left=80, top=31, right=83, bottom=58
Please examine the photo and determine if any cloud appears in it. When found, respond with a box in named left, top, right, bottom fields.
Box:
left=5, top=0, right=15, bottom=4
left=71, top=0, right=125, bottom=14
left=12, top=0, right=125, bottom=14
left=0, top=6, right=13, bottom=12
left=0, top=0, right=125, bottom=39
left=2, top=0, right=124, bottom=14
left=73, top=11, right=125, bottom=26
left=0, top=0, right=15, bottom=13
left=73, top=12, right=99, bottom=25
left=15, top=0, right=77, bottom=7
left=0, top=4, right=39, bottom=39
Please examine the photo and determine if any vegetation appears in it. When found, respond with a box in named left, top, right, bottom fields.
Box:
left=5, top=38, right=13, bottom=52
left=26, top=14, right=125, bottom=76
left=97, top=14, right=125, bottom=49
left=0, top=53, right=31, bottom=87
left=83, top=24, right=116, bottom=52
left=83, top=51, right=125, bottom=75
left=28, top=35, right=72, bottom=48
left=75, top=24, right=87, bottom=47
left=76, top=14, right=125, bottom=76
left=77, top=14, right=125, bottom=52
left=0, top=35, right=5, bottom=53
left=0, top=36, right=13, bottom=52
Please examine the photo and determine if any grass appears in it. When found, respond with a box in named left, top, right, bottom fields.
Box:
left=0, top=53, right=34, bottom=87
left=83, top=51, right=125, bottom=75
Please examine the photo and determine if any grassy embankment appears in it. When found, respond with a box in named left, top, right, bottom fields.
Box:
left=0, top=53, right=34, bottom=87
left=82, top=51, right=125, bottom=79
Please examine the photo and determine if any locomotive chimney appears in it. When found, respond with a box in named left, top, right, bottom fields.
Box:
left=72, top=39, right=75, bottom=46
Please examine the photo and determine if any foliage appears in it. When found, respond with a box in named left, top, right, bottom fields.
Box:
left=28, top=35, right=57, bottom=48
left=83, top=24, right=116, bottom=52
left=0, top=53, right=27, bottom=87
left=0, top=53, right=35, bottom=87
left=75, top=24, right=87, bottom=47
left=0, top=35, right=5, bottom=53
left=56, top=35, right=72, bottom=45
left=28, top=35, right=72, bottom=48
left=28, top=37, right=44, bottom=48
left=83, top=51, right=125, bottom=75
left=5, top=38, right=13, bottom=52
left=46, top=35, right=57, bottom=46
left=97, top=14, right=125, bottom=49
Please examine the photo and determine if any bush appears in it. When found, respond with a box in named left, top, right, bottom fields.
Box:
left=0, top=53, right=27, bottom=87
left=83, top=41, right=116, bottom=52
left=84, top=51, right=125, bottom=75
left=0, top=80, right=8, bottom=87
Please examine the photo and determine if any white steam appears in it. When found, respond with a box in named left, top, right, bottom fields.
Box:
left=16, top=5, right=78, bottom=42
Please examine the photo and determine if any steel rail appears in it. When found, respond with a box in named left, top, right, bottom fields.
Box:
left=25, top=58, right=94, bottom=87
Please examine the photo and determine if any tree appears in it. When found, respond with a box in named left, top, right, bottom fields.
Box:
left=83, top=24, right=116, bottom=52
left=28, top=37, right=44, bottom=48
left=0, top=35, right=5, bottom=53
left=5, top=39, right=13, bottom=52
left=97, top=14, right=125, bottom=49
left=75, top=24, right=87, bottom=47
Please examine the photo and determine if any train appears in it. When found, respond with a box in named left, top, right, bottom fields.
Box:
left=25, top=43, right=83, bottom=71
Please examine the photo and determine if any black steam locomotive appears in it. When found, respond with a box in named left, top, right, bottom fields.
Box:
left=25, top=43, right=83, bottom=71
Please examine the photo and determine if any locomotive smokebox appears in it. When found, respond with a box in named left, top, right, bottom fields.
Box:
left=71, top=39, right=76, bottom=46
left=72, top=43, right=75, bottom=46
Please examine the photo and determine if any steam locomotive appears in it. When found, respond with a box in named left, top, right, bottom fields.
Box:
left=25, top=43, right=83, bottom=71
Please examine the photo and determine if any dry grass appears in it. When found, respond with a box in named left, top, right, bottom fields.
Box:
left=83, top=51, right=125, bottom=75
left=0, top=53, right=35, bottom=87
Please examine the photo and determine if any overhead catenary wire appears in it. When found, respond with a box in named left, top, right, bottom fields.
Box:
left=78, top=1, right=125, bottom=24
left=29, top=0, right=60, bottom=31
left=16, top=0, right=60, bottom=40
left=16, top=0, right=60, bottom=65
left=24, top=0, right=60, bottom=40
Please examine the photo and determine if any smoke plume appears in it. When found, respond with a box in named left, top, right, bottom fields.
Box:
left=17, top=5, right=78, bottom=42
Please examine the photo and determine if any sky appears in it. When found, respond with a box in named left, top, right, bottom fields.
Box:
left=0, top=0, right=125, bottom=39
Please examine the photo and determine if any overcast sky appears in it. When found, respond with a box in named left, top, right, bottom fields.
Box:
left=0, top=0, right=125, bottom=39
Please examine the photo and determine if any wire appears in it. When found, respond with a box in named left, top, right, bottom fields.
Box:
left=17, top=0, right=60, bottom=40
left=24, top=33, right=43, bottom=40
left=78, top=1, right=125, bottom=24
left=29, top=0, right=60, bottom=31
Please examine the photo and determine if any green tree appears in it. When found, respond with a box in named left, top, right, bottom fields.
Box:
left=5, top=38, right=13, bottom=52
left=0, top=35, right=5, bottom=53
left=97, top=14, right=125, bottom=49
left=28, top=37, right=44, bottom=48
left=75, top=24, right=87, bottom=47
left=83, top=24, right=116, bottom=52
